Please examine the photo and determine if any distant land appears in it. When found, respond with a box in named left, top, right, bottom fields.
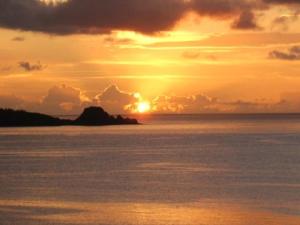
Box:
left=0, top=107, right=139, bottom=127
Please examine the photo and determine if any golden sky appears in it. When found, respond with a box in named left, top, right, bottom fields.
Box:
left=1, top=0, right=300, bottom=114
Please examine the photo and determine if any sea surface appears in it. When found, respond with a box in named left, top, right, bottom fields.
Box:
left=1, top=114, right=300, bottom=225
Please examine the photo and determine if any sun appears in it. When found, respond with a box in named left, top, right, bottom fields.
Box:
left=137, top=101, right=151, bottom=113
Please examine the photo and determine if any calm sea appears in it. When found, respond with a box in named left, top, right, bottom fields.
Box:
left=0, top=114, right=300, bottom=225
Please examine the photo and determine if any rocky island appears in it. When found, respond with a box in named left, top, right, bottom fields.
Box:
left=0, top=106, right=139, bottom=127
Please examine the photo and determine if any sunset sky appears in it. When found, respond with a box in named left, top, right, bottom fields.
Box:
left=1, top=0, right=300, bottom=114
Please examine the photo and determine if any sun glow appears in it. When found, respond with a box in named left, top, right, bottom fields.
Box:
left=137, top=101, right=151, bottom=114
left=124, top=93, right=152, bottom=114
left=40, top=0, right=67, bottom=4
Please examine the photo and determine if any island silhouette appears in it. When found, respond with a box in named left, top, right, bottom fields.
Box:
left=0, top=106, right=139, bottom=127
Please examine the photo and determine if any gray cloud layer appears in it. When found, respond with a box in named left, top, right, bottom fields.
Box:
left=0, top=0, right=296, bottom=35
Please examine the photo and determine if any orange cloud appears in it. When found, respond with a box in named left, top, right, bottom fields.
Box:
left=2, top=84, right=300, bottom=114
left=94, top=85, right=137, bottom=114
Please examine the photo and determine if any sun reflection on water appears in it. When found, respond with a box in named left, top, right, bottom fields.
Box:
left=0, top=200, right=299, bottom=225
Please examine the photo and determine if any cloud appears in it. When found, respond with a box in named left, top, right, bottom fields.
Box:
left=0, top=85, right=93, bottom=115
left=0, top=0, right=186, bottom=35
left=2, top=84, right=300, bottom=114
left=0, top=66, right=12, bottom=72
left=277, top=92, right=300, bottom=111
left=191, top=0, right=265, bottom=19
left=151, top=93, right=300, bottom=113
left=271, top=10, right=299, bottom=31
left=182, top=51, right=201, bottom=59
left=269, top=46, right=300, bottom=60
left=19, top=61, right=45, bottom=72
left=11, top=36, right=25, bottom=41
left=221, top=100, right=274, bottom=113
left=0, top=0, right=280, bottom=35
left=152, top=95, right=194, bottom=113
left=0, top=94, right=24, bottom=109
left=95, top=85, right=137, bottom=114
left=231, top=10, right=261, bottom=29
left=263, top=0, right=300, bottom=4
left=40, top=84, right=91, bottom=114
left=152, top=94, right=220, bottom=113
left=0, top=84, right=137, bottom=115
left=104, top=36, right=134, bottom=46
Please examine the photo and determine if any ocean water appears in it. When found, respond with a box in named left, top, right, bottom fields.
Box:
left=0, top=114, right=300, bottom=225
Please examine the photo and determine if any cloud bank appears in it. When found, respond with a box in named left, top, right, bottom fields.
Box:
left=1, top=84, right=300, bottom=114
left=0, top=85, right=92, bottom=115
left=1, top=0, right=298, bottom=35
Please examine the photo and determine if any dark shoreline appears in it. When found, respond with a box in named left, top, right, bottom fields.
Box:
left=0, top=107, right=139, bottom=127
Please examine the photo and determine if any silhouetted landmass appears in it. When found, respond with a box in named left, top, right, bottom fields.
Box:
left=0, top=107, right=138, bottom=127
left=0, top=108, right=71, bottom=127
left=74, top=107, right=138, bottom=125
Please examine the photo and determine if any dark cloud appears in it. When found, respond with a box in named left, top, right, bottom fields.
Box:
left=271, top=10, right=299, bottom=31
left=231, top=10, right=261, bottom=29
left=19, top=61, right=44, bottom=71
left=269, top=46, right=300, bottom=60
left=291, top=46, right=300, bottom=54
left=0, top=0, right=277, bottom=35
left=264, top=0, right=300, bottom=4
left=0, top=0, right=186, bottom=34
left=191, top=0, right=264, bottom=17
left=272, top=16, right=292, bottom=31
left=104, top=36, right=134, bottom=45
left=181, top=51, right=217, bottom=61
left=11, top=36, right=25, bottom=41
